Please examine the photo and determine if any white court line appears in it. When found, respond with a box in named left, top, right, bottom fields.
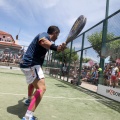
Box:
left=0, top=92, right=111, bottom=101
left=0, top=92, right=26, bottom=96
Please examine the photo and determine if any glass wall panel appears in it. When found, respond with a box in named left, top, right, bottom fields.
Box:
left=72, top=35, right=83, bottom=52
left=84, top=23, right=103, bottom=48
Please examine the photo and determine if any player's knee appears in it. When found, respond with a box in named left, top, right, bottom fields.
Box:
left=38, top=85, right=46, bottom=94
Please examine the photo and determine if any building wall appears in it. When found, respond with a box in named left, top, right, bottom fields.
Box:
left=0, top=34, right=14, bottom=43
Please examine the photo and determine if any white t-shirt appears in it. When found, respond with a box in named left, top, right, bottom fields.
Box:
left=111, top=67, right=119, bottom=75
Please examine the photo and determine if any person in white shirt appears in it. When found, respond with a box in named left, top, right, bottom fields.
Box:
left=111, top=64, right=119, bottom=88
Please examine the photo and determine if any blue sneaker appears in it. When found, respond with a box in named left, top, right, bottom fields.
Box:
left=24, top=99, right=31, bottom=106
left=22, top=116, right=38, bottom=120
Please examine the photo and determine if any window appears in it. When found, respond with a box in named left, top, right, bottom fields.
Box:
left=3, top=36, right=5, bottom=38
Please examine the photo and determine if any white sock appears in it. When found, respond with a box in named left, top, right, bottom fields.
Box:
left=25, top=110, right=33, bottom=118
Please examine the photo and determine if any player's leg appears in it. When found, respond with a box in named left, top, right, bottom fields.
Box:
left=24, top=84, right=34, bottom=106
left=22, top=65, right=46, bottom=120
left=28, top=78, right=46, bottom=111
left=22, top=78, right=46, bottom=120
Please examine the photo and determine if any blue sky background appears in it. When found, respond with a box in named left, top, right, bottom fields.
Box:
left=0, top=0, right=120, bottom=47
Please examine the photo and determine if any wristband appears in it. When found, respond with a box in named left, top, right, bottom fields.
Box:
left=50, top=44, right=58, bottom=51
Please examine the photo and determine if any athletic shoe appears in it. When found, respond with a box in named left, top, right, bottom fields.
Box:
left=22, top=116, right=38, bottom=120
left=24, top=99, right=31, bottom=106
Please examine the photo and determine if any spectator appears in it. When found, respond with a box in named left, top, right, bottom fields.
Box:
left=111, top=64, right=119, bottom=88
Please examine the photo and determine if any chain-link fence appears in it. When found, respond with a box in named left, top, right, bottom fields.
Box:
left=44, top=9, right=120, bottom=89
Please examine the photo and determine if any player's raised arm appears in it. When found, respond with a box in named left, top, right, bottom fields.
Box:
left=38, top=37, right=52, bottom=49
left=39, top=38, right=66, bottom=52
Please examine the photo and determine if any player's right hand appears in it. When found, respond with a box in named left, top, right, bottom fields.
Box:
left=57, top=42, right=67, bottom=52
left=61, top=42, right=66, bottom=50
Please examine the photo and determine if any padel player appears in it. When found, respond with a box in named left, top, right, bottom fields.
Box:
left=20, top=26, right=66, bottom=120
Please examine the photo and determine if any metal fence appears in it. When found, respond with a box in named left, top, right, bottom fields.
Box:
left=44, top=9, right=120, bottom=89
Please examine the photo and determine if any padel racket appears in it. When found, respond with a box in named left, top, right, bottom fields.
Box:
left=65, top=15, right=87, bottom=45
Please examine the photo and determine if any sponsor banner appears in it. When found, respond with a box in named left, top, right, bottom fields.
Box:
left=97, top=84, right=120, bottom=102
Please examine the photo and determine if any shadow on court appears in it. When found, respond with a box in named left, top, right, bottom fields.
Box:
left=7, top=97, right=28, bottom=119
left=55, top=83, right=68, bottom=88
left=57, top=79, right=120, bottom=113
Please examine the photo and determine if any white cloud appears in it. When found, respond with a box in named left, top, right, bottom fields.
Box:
left=42, top=0, right=59, bottom=8
left=0, top=0, right=120, bottom=47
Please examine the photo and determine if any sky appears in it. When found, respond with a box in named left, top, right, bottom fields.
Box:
left=0, top=0, right=120, bottom=47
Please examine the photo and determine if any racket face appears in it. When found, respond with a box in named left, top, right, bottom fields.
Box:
left=66, top=15, right=86, bottom=44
